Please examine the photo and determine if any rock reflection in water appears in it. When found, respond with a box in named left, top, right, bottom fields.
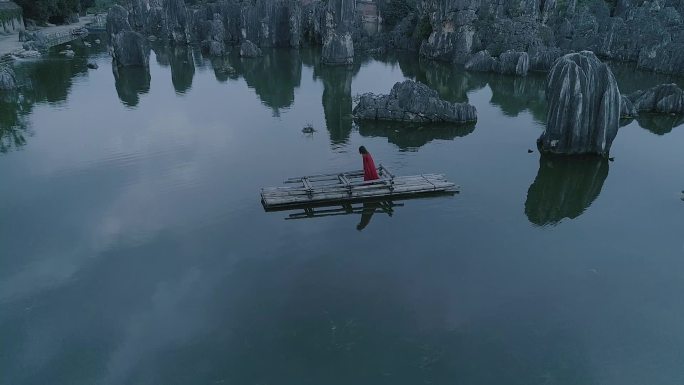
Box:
left=525, top=155, right=609, bottom=226
left=635, top=114, right=684, bottom=135
left=233, top=49, right=302, bottom=115
left=170, top=46, right=195, bottom=94
left=315, top=63, right=359, bottom=144
left=0, top=93, right=31, bottom=153
left=0, top=43, right=99, bottom=151
left=113, top=65, right=151, bottom=107
left=357, top=120, right=475, bottom=150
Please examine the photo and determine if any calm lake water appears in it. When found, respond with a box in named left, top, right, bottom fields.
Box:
left=1, top=36, right=683, bottom=385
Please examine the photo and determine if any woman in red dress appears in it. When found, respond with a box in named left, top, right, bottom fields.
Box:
left=359, top=146, right=379, bottom=181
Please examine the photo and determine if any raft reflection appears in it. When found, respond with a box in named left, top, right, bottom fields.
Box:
left=285, top=200, right=402, bottom=231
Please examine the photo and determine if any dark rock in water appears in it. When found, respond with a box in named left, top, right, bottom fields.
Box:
left=628, top=83, right=684, bottom=114
left=620, top=95, right=638, bottom=118
left=525, top=154, right=609, bottom=226
left=495, top=50, right=529, bottom=76
left=112, top=31, right=150, bottom=68
left=240, top=40, right=262, bottom=58
left=465, top=50, right=496, bottom=72
left=353, top=80, right=477, bottom=123
left=0, top=65, right=17, bottom=91
left=321, top=0, right=356, bottom=65
left=87, top=62, right=99, bottom=70
left=539, top=51, right=620, bottom=156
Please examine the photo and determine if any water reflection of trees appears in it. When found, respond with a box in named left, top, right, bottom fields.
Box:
left=0, top=93, right=32, bottom=153
left=170, top=46, right=195, bottom=94
left=315, top=63, right=359, bottom=145
left=525, top=154, right=609, bottom=226
left=232, top=49, right=303, bottom=115
left=1, top=38, right=103, bottom=152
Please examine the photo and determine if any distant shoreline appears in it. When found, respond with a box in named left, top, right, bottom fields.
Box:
left=0, top=15, right=95, bottom=59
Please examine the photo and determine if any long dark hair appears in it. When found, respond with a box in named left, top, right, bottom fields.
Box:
left=359, top=146, right=368, bottom=155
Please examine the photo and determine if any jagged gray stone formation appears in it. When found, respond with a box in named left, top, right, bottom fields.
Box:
left=0, top=65, right=17, bottom=91
left=628, top=83, right=684, bottom=114
left=464, top=50, right=497, bottom=72
left=353, top=80, right=477, bottom=123
left=107, top=5, right=150, bottom=68
left=240, top=40, right=262, bottom=58
left=528, top=47, right=562, bottom=72
left=417, top=0, right=684, bottom=76
left=496, top=50, right=530, bottom=76
left=539, top=51, right=621, bottom=156
left=106, top=0, right=684, bottom=76
left=321, top=0, right=356, bottom=65
left=464, top=49, right=529, bottom=75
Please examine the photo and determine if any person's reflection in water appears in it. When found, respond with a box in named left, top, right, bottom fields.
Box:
left=356, top=201, right=397, bottom=231
left=356, top=202, right=379, bottom=231
left=525, top=154, right=609, bottom=226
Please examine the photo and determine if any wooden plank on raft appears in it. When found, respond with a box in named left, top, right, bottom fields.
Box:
left=261, top=169, right=459, bottom=210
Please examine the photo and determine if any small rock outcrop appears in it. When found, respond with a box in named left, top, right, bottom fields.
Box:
left=538, top=51, right=621, bottom=156
left=465, top=50, right=529, bottom=76
left=464, top=50, right=497, bottom=72
left=0, top=65, right=17, bottom=91
left=240, top=40, right=262, bottom=58
left=353, top=80, right=477, bottom=123
left=496, top=50, right=529, bottom=76
left=106, top=5, right=150, bottom=68
left=628, top=83, right=684, bottom=115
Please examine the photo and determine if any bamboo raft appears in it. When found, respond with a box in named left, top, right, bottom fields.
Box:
left=261, top=165, right=458, bottom=211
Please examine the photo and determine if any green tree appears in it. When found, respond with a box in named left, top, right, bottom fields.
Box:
left=16, top=0, right=92, bottom=24
left=378, top=0, right=417, bottom=27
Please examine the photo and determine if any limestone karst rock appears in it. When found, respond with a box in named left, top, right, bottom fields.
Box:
left=538, top=51, right=621, bottom=156
left=628, top=83, right=684, bottom=115
left=353, top=80, right=477, bottom=123
left=107, top=5, right=150, bottom=68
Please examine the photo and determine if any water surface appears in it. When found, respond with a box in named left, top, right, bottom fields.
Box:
left=1, top=37, right=684, bottom=385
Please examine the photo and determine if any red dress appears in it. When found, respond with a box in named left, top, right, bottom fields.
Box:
left=362, top=153, right=380, bottom=181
